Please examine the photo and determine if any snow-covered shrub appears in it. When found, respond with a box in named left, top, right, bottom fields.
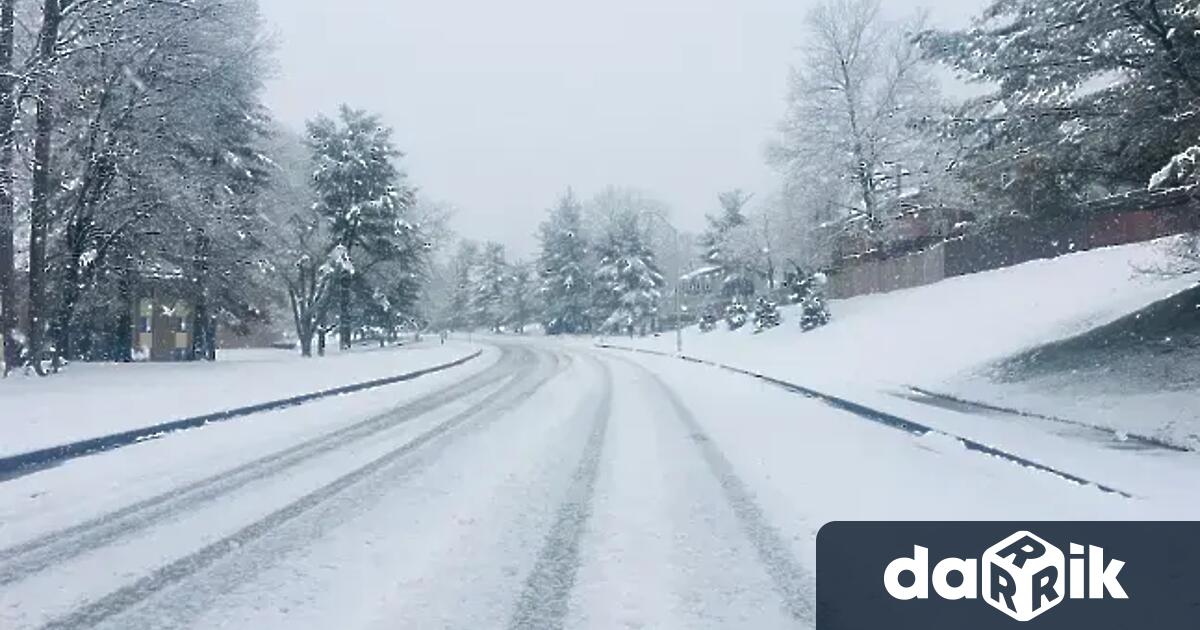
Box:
left=800, top=294, right=831, bottom=331
left=725, top=300, right=749, bottom=331
left=753, top=297, right=781, bottom=332
left=1149, top=146, right=1200, bottom=190
left=699, top=312, right=719, bottom=333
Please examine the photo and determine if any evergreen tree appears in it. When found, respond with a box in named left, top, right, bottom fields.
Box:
left=472, top=242, right=508, bottom=332
left=307, top=105, right=415, bottom=349
left=922, top=0, right=1200, bottom=206
left=724, top=300, right=749, bottom=331
left=504, top=262, right=537, bottom=334
left=538, top=190, right=593, bottom=335
left=753, top=296, right=781, bottom=332
left=700, top=189, right=756, bottom=301
left=794, top=272, right=831, bottom=332
left=594, top=213, right=664, bottom=336
left=444, top=240, right=479, bottom=331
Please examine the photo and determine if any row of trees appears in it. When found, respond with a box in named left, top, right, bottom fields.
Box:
left=433, top=188, right=669, bottom=337
left=758, top=0, right=1200, bottom=272
left=433, top=185, right=831, bottom=339
left=263, top=106, right=441, bottom=358
left=0, top=0, right=274, bottom=374
left=0, top=0, right=443, bottom=374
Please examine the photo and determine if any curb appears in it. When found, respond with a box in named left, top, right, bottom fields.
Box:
left=0, top=350, right=484, bottom=479
left=595, top=343, right=1134, bottom=498
left=903, top=385, right=1190, bottom=453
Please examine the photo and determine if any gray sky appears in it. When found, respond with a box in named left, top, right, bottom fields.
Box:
left=257, top=0, right=984, bottom=258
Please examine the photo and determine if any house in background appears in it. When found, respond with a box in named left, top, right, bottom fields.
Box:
left=133, top=275, right=193, bottom=362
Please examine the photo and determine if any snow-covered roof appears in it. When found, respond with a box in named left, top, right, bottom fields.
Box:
left=679, top=265, right=721, bottom=282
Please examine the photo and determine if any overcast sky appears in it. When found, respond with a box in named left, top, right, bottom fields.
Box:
left=257, top=0, right=985, bottom=258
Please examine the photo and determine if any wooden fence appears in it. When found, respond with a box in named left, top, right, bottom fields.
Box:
left=827, top=189, right=1200, bottom=300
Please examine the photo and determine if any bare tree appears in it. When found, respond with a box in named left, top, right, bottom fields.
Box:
left=770, top=0, right=938, bottom=227
left=0, top=0, right=14, bottom=374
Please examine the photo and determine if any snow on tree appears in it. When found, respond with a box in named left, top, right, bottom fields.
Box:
left=594, top=211, right=664, bottom=337
left=770, top=0, right=942, bottom=235
left=307, top=105, right=416, bottom=350
left=259, top=127, right=332, bottom=357
left=922, top=0, right=1200, bottom=213
left=724, top=300, right=749, bottom=331
left=504, top=261, right=537, bottom=334
left=792, top=271, right=832, bottom=331
left=538, top=189, right=593, bottom=335
left=471, top=242, right=508, bottom=333
left=700, top=189, right=758, bottom=301
left=753, top=296, right=781, bottom=332
left=1150, top=147, right=1200, bottom=191
left=442, top=240, right=480, bottom=332
left=0, top=0, right=278, bottom=371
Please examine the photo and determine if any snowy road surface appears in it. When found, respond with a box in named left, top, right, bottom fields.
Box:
left=0, top=339, right=1175, bottom=629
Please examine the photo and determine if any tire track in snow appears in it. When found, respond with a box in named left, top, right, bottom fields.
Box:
left=507, top=356, right=613, bottom=630
left=0, top=346, right=528, bottom=588
left=606, top=352, right=817, bottom=626
left=34, top=347, right=569, bottom=630
left=597, top=343, right=1134, bottom=498
left=0, top=349, right=486, bottom=480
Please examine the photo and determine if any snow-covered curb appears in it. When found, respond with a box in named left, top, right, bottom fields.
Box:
left=0, top=350, right=483, bottom=479
left=596, top=343, right=1134, bottom=498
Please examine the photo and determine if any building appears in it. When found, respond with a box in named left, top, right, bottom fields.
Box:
left=132, top=277, right=193, bottom=362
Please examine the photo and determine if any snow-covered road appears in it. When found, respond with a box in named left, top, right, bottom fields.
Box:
left=0, top=338, right=1179, bottom=629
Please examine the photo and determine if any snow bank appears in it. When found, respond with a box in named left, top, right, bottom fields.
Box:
left=617, top=237, right=1200, bottom=447
left=0, top=341, right=486, bottom=457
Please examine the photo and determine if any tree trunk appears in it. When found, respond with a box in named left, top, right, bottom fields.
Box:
left=190, top=231, right=213, bottom=361
left=51, top=215, right=87, bottom=365
left=0, top=0, right=14, bottom=375
left=27, top=0, right=61, bottom=377
left=298, top=330, right=312, bottom=357
left=317, top=328, right=327, bottom=356
left=203, top=317, right=217, bottom=361
left=338, top=271, right=352, bottom=350
left=52, top=255, right=79, bottom=364
left=112, top=269, right=133, bottom=362
left=288, top=288, right=315, bottom=358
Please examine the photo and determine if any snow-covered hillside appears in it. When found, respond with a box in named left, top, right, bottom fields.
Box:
left=616, top=237, right=1200, bottom=447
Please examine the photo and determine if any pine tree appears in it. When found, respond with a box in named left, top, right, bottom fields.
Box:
left=923, top=0, right=1200, bottom=204
left=538, top=190, right=593, bottom=335
left=724, top=300, right=749, bottom=331
left=444, top=240, right=479, bottom=331
left=472, top=242, right=508, bottom=332
left=307, top=106, right=415, bottom=349
left=753, top=296, right=781, bottom=332
left=699, top=190, right=756, bottom=302
left=504, top=262, right=536, bottom=334
left=795, top=272, right=831, bottom=332
left=594, top=213, right=664, bottom=336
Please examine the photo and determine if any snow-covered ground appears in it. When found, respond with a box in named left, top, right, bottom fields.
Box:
left=4, top=243, right=1199, bottom=628
left=613, top=238, right=1200, bottom=449
left=0, top=341, right=485, bottom=457
left=4, top=339, right=1188, bottom=630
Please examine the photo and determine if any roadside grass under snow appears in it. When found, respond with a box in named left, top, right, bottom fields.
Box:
left=616, top=237, right=1200, bottom=449
left=0, top=341, right=486, bottom=458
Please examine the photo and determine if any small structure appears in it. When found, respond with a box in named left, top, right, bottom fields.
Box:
left=132, top=277, right=193, bottom=362
left=677, top=265, right=725, bottom=319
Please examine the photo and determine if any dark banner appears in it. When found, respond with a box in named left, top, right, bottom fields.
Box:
left=817, top=522, right=1200, bottom=629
